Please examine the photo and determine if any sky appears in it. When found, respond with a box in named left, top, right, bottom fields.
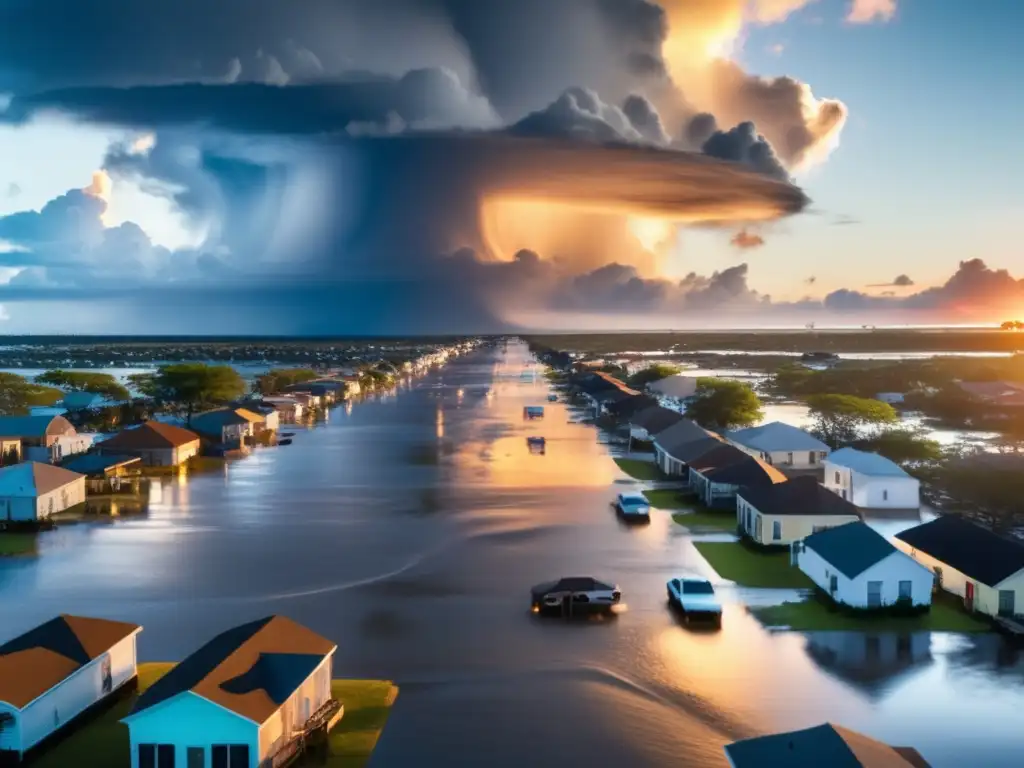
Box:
left=0, top=0, right=1021, bottom=334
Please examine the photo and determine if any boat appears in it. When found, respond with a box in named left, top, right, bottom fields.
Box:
left=279, top=438, right=293, bottom=446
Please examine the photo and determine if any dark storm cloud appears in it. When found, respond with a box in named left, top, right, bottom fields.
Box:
left=684, top=112, right=719, bottom=149
left=622, top=94, right=670, bottom=144
left=701, top=120, right=790, bottom=182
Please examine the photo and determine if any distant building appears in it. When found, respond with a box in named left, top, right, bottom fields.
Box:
left=824, top=448, right=920, bottom=510
left=190, top=408, right=268, bottom=448
left=956, top=381, right=1024, bottom=408
left=121, top=616, right=339, bottom=768
left=875, top=392, right=906, bottom=405
left=725, top=422, right=830, bottom=471
left=0, top=415, right=76, bottom=452
left=96, top=421, right=201, bottom=468
left=0, top=615, right=142, bottom=763
left=0, top=462, right=87, bottom=522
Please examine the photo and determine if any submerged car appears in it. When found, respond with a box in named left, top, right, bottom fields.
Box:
left=614, top=492, right=651, bottom=520
left=531, top=577, right=621, bottom=615
left=666, top=577, right=722, bottom=625
left=547, top=393, right=558, bottom=402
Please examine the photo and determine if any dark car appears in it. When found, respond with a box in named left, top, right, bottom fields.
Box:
left=530, top=577, right=621, bottom=616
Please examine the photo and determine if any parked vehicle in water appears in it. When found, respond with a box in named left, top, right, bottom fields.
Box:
left=531, top=577, right=621, bottom=616
left=614, top=492, right=651, bottom=521
left=524, top=406, right=545, bottom=419
left=666, top=577, right=722, bottom=626
left=547, top=394, right=558, bottom=402
left=526, top=436, right=546, bottom=454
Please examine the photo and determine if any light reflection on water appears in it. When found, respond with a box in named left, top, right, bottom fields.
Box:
left=1, top=342, right=1022, bottom=767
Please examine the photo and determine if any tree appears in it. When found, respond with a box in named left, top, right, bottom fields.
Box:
left=628, top=363, right=681, bottom=388
left=1000, top=320, right=1024, bottom=331
left=253, top=368, right=319, bottom=395
left=126, top=373, right=160, bottom=399
left=855, top=429, right=943, bottom=465
left=37, top=370, right=130, bottom=401
left=0, top=373, right=64, bottom=415
left=686, top=378, right=764, bottom=430
left=149, top=363, right=246, bottom=423
left=806, top=394, right=898, bottom=447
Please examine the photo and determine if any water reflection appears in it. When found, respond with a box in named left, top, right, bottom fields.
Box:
left=804, top=632, right=934, bottom=698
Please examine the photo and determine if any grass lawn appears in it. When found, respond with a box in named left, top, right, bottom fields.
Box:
left=0, top=531, right=38, bottom=556
left=670, top=511, right=739, bottom=532
left=614, top=458, right=663, bottom=481
left=694, top=541, right=813, bottom=588
left=643, top=489, right=690, bottom=509
left=751, top=596, right=992, bottom=632
left=31, top=663, right=398, bottom=768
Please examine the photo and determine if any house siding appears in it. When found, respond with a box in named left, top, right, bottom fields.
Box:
left=797, top=548, right=933, bottom=609
left=107, top=440, right=200, bottom=467
left=33, top=478, right=87, bottom=520
left=125, top=693, right=258, bottom=768
left=823, top=464, right=920, bottom=509
left=893, top=541, right=1024, bottom=618
left=0, top=702, right=20, bottom=752
left=17, top=632, right=138, bottom=754
left=736, top=496, right=859, bottom=546
left=257, top=653, right=334, bottom=765
left=689, top=469, right=738, bottom=507
left=728, top=443, right=828, bottom=470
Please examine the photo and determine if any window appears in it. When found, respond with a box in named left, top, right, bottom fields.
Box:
left=786, top=452, right=794, bottom=465
left=829, top=574, right=838, bottom=593
left=188, top=747, right=205, bottom=768
left=867, top=580, right=883, bottom=608
left=834, top=471, right=841, bottom=484
left=883, top=489, right=889, bottom=501
left=810, top=452, right=818, bottom=465
left=898, top=580, right=912, bottom=600
left=213, top=744, right=250, bottom=768
left=772, top=520, right=782, bottom=541
left=138, top=745, right=175, bottom=768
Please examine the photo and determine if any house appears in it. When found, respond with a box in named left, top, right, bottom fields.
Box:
left=61, top=453, right=143, bottom=494
left=260, top=397, right=304, bottom=422
left=895, top=515, right=1024, bottom=618
left=795, top=522, right=934, bottom=609
left=724, top=422, right=830, bottom=470
left=189, top=408, right=266, bottom=447
left=283, top=381, right=342, bottom=404
left=737, top=475, right=862, bottom=546
left=26, top=433, right=96, bottom=464
left=0, top=462, right=87, bottom=522
left=876, top=392, right=906, bottom=405
left=688, top=444, right=788, bottom=508
left=604, top=394, right=658, bottom=421
left=285, top=392, right=320, bottom=410
left=646, top=374, right=699, bottom=401
left=96, top=422, right=201, bottom=468
left=0, top=615, right=141, bottom=763
left=651, top=419, right=713, bottom=475
left=724, top=723, right=931, bottom=767
left=628, top=405, right=685, bottom=443
left=655, top=434, right=729, bottom=481
left=0, top=415, right=77, bottom=454
left=0, top=438, right=20, bottom=466
left=121, top=615, right=339, bottom=768
left=956, top=380, right=1024, bottom=408
left=340, top=375, right=361, bottom=397
left=824, top=448, right=920, bottom=509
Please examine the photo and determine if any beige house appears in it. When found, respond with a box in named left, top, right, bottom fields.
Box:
left=0, top=462, right=87, bottom=522
left=737, top=475, right=862, bottom=546
left=96, top=421, right=201, bottom=467
left=895, top=515, right=1024, bottom=619
left=0, top=415, right=76, bottom=449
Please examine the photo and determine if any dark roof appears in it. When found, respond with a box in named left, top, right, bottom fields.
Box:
left=98, top=421, right=200, bottom=450
left=592, top=388, right=637, bottom=405
left=0, top=615, right=141, bottom=709
left=531, top=577, right=614, bottom=597
left=895, top=515, right=1024, bottom=587
left=653, top=418, right=712, bottom=455
left=62, top=453, right=142, bottom=476
left=725, top=723, right=930, bottom=767
left=128, top=615, right=335, bottom=724
left=739, top=476, right=863, bottom=518
left=663, top=434, right=725, bottom=463
left=689, top=444, right=788, bottom=487
left=804, top=522, right=898, bottom=579
left=630, top=405, right=685, bottom=434
left=605, top=394, right=658, bottom=419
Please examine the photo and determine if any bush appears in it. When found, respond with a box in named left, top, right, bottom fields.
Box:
left=812, top=587, right=928, bottom=618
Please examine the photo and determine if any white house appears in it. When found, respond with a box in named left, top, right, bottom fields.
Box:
left=0, top=615, right=141, bottom=761
left=724, top=421, right=830, bottom=470
left=0, top=462, right=87, bottom=522
left=25, top=433, right=96, bottom=464
left=823, top=448, right=920, bottom=509
left=795, top=522, right=934, bottom=609
left=122, top=615, right=340, bottom=768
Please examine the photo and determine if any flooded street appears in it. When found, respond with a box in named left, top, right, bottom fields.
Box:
left=2, top=342, right=1022, bottom=767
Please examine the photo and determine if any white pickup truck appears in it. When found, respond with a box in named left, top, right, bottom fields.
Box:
left=666, top=577, right=722, bottom=626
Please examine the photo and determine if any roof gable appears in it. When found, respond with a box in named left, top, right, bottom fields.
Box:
left=804, top=522, right=898, bottom=579
left=630, top=406, right=685, bottom=433
left=895, top=516, right=1024, bottom=587
left=739, top=476, right=863, bottom=518
left=653, top=419, right=712, bottom=454
left=828, top=448, right=910, bottom=478
left=727, top=422, right=829, bottom=452
left=0, top=461, right=83, bottom=497
left=98, top=421, right=199, bottom=450
left=0, top=414, right=74, bottom=439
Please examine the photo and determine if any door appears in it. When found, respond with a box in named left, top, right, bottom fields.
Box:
left=965, top=581, right=975, bottom=612
left=999, top=590, right=1015, bottom=617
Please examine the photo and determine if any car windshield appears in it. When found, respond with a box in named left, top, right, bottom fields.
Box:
left=682, top=581, right=714, bottom=595
left=622, top=496, right=646, bottom=505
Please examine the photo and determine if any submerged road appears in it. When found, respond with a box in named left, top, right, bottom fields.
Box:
left=2, top=342, right=1023, bottom=767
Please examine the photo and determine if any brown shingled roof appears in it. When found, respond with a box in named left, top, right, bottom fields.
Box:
left=0, top=615, right=141, bottom=709
left=128, top=615, right=336, bottom=725
left=98, top=421, right=200, bottom=450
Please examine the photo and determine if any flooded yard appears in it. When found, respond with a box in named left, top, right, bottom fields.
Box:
left=1, top=342, right=1022, bottom=767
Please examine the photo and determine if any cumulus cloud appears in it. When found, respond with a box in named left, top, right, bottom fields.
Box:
left=847, top=0, right=898, bottom=24
left=867, top=273, right=915, bottom=288
left=699, top=119, right=789, bottom=181
left=730, top=229, right=766, bottom=250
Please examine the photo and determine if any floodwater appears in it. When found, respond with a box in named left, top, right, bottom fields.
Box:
left=2, top=343, right=1023, bottom=767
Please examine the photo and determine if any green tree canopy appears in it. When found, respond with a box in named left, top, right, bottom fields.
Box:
left=148, top=363, right=246, bottom=422
left=253, top=368, right=319, bottom=395
left=0, top=373, right=65, bottom=415
left=686, top=378, right=764, bottom=430
left=807, top=393, right=898, bottom=447
left=855, top=429, right=943, bottom=465
left=37, top=370, right=130, bottom=401
left=126, top=372, right=159, bottom=399
left=628, top=363, right=682, bottom=388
